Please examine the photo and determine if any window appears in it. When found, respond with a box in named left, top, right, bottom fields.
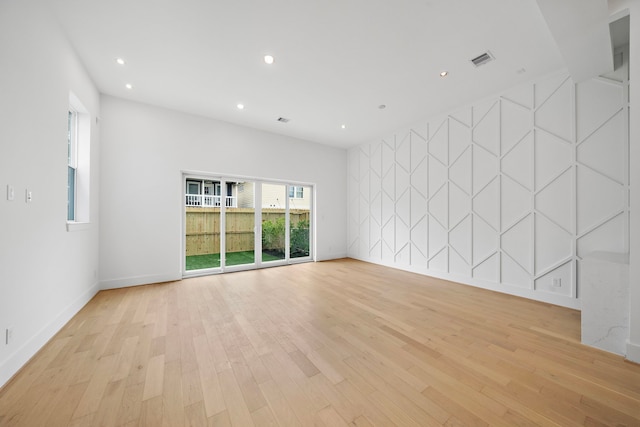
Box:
left=67, top=110, right=78, bottom=221
left=289, top=186, right=304, bottom=199
left=67, top=92, right=91, bottom=230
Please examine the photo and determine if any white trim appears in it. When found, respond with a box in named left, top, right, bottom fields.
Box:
left=66, top=221, right=91, bottom=232
left=100, top=272, right=181, bottom=290
left=0, top=281, right=100, bottom=388
left=627, top=340, right=640, bottom=363
left=316, top=252, right=347, bottom=262
left=348, top=255, right=581, bottom=310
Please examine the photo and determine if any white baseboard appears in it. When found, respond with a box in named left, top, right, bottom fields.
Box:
left=0, top=282, right=100, bottom=388
left=100, top=272, right=181, bottom=290
left=347, top=255, right=581, bottom=310
left=626, top=340, right=640, bottom=363
left=316, top=252, right=348, bottom=262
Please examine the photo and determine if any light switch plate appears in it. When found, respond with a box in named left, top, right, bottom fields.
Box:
left=7, top=185, right=14, bottom=201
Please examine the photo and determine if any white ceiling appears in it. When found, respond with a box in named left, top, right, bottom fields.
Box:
left=47, top=0, right=600, bottom=148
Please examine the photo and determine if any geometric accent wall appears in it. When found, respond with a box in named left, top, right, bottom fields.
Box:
left=348, top=63, right=629, bottom=308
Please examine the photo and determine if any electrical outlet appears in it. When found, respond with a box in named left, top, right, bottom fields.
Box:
left=6, top=327, right=14, bottom=345
left=25, top=189, right=32, bottom=203
left=552, top=278, right=562, bottom=288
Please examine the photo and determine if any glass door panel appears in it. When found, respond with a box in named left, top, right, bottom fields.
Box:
left=225, top=180, right=255, bottom=267
left=289, top=185, right=311, bottom=259
left=261, top=183, right=287, bottom=262
left=185, top=179, right=221, bottom=271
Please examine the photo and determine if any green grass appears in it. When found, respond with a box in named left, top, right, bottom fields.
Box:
left=186, top=251, right=281, bottom=270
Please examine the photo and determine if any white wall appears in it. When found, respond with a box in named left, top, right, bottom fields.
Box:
left=99, top=96, right=347, bottom=288
left=0, top=2, right=100, bottom=386
left=348, top=67, right=629, bottom=310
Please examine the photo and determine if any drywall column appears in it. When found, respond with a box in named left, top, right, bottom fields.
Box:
left=628, top=3, right=640, bottom=363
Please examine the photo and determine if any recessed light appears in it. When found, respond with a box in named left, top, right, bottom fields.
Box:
left=237, top=103, right=245, bottom=110
left=440, top=71, right=448, bottom=77
left=341, top=124, right=346, bottom=129
left=116, top=58, right=125, bottom=65
left=125, top=83, right=133, bottom=89
left=378, top=104, right=386, bottom=110
left=264, top=55, right=274, bottom=65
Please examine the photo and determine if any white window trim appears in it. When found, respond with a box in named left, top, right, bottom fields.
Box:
left=66, top=222, right=91, bottom=232
left=67, top=92, right=91, bottom=230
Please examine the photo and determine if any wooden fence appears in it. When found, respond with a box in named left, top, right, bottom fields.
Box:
left=185, top=208, right=310, bottom=256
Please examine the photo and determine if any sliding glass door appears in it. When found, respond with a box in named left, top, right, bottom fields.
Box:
left=288, top=185, right=311, bottom=259
left=184, top=178, right=221, bottom=271
left=261, top=183, right=287, bottom=263
left=184, top=175, right=312, bottom=276
left=224, top=180, right=256, bottom=268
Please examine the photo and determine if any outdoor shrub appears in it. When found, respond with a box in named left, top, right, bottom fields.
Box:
left=262, top=217, right=285, bottom=250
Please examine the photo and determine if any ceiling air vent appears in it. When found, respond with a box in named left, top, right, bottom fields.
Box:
left=470, top=51, right=495, bottom=68
left=277, top=117, right=290, bottom=123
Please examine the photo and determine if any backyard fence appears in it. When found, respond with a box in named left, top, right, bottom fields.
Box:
left=185, top=208, right=310, bottom=256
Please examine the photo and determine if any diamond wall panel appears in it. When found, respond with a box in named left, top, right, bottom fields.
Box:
left=396, top=133, right=411, bottom=173
left=502, top=84, right=533, bottom=110
left=429, top=120, right=449, bottom=165
left=428, top=218, right=447, bottom=257
left=534, top=77, right=573, bottom=142
left=501, top=214, right=533, bottom=274
left=411, top=130, right=427, bottom=170
left=576, top=166, right=625, bottom=235
left=450, top=250, right=471, bottom=277
left=449, top=184, right=470, bottom=228
left=429, top=182, right=448, bottom=226
left=450, top=215, right=472, bottom=264
left=473, top=145, right=498, bottom=195
left=535, top=214, right=572, bottom=275
left=411, top=158, right=428, bottom=200
left=428, top=156, right=447, bottom=198
left=450, top=147, right=472, bottom=195
left=450, top=107, right=472, bottom=128
left=345, top=69, right=628, bottom=308
left=473, top=253, right=499, bottom=282
left=473, top=101, right=500, bottom=156
left=535, top=130, right=572, bottom=191
left=576, top=79, right=624, bottom=143
left=534, top=261, right=573, bottom=297
left=501, top=99, right=531, bottom=154
left=473, top=215, right=498, bottom=266
left=411, top=215, right=428, bottom=261
left=473, top=178, right=500, bottom=231
left=535, top=169, right=573, bottom=233
left=577, top=111, right=626, bottom=184
left=501, top=132, right=533, bottom=191
left=449, top=119, right=471, bottom=163
left=502, top=255, right=531, bottom=289
left=502, top=175, right=531, bottom=230
left=411, top=188, right=427, bottom=229
left=576, top=213, right=626, bottom=258
left=429, top=248, right=448, bottom=272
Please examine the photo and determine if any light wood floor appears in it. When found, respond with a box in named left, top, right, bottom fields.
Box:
left=1, top=259, right=639, bottom=426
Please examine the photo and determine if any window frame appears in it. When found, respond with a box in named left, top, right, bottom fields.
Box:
left=66, top=92, right=91, bottom=231
left=67, top=109, right=78, bottom=221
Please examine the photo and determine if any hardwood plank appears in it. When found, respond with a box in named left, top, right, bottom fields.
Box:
left=1, top=259, right=639, bottom=426
left=141, top=354, right=164, bottom=401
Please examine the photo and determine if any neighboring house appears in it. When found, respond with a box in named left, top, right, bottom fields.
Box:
left=185, top=179, right=238, bottom=207
left=261, top=183, right=311, bottom=210
left=195, top=181, right=311, bottom=210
